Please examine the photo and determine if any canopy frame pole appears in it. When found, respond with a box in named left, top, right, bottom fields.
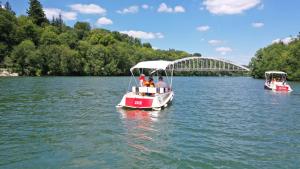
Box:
left=170, top=64, right=174, bottom=88
left=130, top=70, right=139, bottom=87
left=165, top=69, right=170, bottom=86
left=127, top=75, right=133, bottom=92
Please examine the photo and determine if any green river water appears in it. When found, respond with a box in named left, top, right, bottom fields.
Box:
left=0, top=77, right=300, bottom=168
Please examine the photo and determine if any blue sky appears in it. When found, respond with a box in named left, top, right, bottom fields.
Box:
left=7, top=0, right=300, bottom=64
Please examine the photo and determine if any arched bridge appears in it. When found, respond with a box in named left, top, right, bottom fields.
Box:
left=172, top=57, right=249, bottom=72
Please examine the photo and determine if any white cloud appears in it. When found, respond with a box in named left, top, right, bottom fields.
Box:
left=216, top=47, right=232, bottom=55
left=272, top=37, right=295, bottom=45
left=272, top=39, right=281, bottom=44
left=252, top=22, right=264, bottom=28
left=158, top=3, right=173, bottom=13
left=117, top=5, right=139, bottom=14
left=44, top=8, right=77, bottom=21
left=208, top=40, right=223, bottom=46
left=142, top=4, right=149, bottom=9
left=120, top=30, right=164, bottom=40
left=196, top=25, right=210, bottom=32
left=203, top=0, right=261, bottom=15
left=96, top=17, right=113, bottom=26
left=70, top=4, right=106, bottom=14
left=157, top=3, right=185, bottom=13
left=174, top=6, right=185, bottom=13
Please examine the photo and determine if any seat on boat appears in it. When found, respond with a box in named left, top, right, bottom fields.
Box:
left=132, top=86, right=168, bottom=94
left=148, top=87, right=156, bottom=94
left=138, top=87, right=148, bottom=93
left=132, top=86, right=139, bottom=93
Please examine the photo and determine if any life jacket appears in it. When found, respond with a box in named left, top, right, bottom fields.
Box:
left=143, top=81, right=150, bottom=87
left=149, top=81, right=155, bottom=87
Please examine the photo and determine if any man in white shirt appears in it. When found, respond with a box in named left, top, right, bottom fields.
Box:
left=156, top=76, right=168, bottom=88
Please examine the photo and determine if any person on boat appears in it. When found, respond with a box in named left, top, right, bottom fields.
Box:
left=156, top=76, right=168, bottom=88
left=142, top=76, right=155, bottom=96
left=148, top=76, right=155, bottom=87
left=272, top=78, right=276, bottom=83
left=139, top=74, right=145, bottom=86
left=276, top=78, right=281, bottom=82
left=141, top=76, right=154, bottom=87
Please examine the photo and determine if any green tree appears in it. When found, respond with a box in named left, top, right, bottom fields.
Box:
left=0, top=8, right=17, bottom=62
left=249, top=36, right=300, bottom=81
left=0, top=1, right=190, bottom=76
left=40, top=44, right=62, bottom=75
left=84, top=45, right=106, bottom=75
left=51, top=13, right=64, bottom=33
left=142, top=42, right=152, bottom=49
left=6, top=40, right=37, bottom=75
left=58, top=30, right=78, bottom=49
left=193, top=53, right=202, bottom=57
left=4, top=1, right=15, bottom=15
left=27, top=0, right=48, bottom=26
left=59, top=45, right=82, bottom=75
left=74, top=22, right=90, bottom=40
left=40, top=28, right=59, bottom=45
left=16, top=16, right=41, bottom=45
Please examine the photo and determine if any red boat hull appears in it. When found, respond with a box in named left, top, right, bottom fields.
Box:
left=275, top=85, right=289, bottom=91
left=125, top=97, right=153, bottom=108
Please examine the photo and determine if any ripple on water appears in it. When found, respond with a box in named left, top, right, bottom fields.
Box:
left=1, top=77, right=300, bottom=168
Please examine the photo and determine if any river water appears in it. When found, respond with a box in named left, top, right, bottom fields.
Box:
left=0, top=77, right=300, bottom=169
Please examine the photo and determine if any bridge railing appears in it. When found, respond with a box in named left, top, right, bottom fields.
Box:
left=171, top=57, right=249, bottom=72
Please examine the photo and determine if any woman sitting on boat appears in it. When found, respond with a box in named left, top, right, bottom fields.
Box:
left=143, top=76, right=155, bottom=87
left=142, top=76, right=155, bottom=96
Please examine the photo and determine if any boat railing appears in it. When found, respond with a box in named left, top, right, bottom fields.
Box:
left=132, top=86, right=170, bottom=94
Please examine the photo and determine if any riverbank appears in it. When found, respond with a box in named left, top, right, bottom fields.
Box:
left=0, top=68, right=18, bottom=77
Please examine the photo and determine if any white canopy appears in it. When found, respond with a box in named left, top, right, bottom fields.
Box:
left=265, top=71, right=287, bottom=75
left=130, top=60, right=173, bottom=72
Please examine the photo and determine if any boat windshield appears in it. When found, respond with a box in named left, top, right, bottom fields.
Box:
left=265, top=73, right=287, bottom=83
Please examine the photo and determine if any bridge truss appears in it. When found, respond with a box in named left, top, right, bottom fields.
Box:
left=172, top=57, right=249, bottom=72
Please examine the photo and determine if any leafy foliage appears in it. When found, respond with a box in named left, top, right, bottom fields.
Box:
left=249, top=35, right=300, bottom=81
left=27, top=0, right=48, bottom=26
left=0, top=0, right=190, bottom=76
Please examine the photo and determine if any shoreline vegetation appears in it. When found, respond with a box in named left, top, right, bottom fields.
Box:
left=249, top=33, right=300, bottom=81
left=0, top=0, right=299, bottom=80
left=0, top=68, right=18, bottom=76
left=0, top=0, right=189, bottom=77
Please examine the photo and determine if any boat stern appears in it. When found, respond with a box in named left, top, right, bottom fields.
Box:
left=117, top=92, right=156, bottom=109
left=275, top=84, right=293, bottom=92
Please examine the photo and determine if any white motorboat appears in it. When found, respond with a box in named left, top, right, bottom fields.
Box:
left=264, top=71, right=293, bottom=92
left=117, top=60, right=174, bottom=110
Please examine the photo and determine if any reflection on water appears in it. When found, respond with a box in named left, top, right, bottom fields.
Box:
left=117, top=108, right=161, bottom=156
left=265, top=90, right=291, bottom=105
left=118, top=108, right=160, bottom=121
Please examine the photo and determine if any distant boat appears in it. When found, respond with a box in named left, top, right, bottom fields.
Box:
left=264, top=71, right=293, bottom=92
left=117, top=60, right=174, bottom=110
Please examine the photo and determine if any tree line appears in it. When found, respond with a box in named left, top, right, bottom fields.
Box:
left=0, top=0, right=190, bottom=76
left=249, top=34, right=300, bottom=81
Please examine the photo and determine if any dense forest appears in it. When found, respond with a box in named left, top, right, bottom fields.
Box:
left=249, top=34, right=300, bottom=81
left=0, top=0, right=190, bottom=76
